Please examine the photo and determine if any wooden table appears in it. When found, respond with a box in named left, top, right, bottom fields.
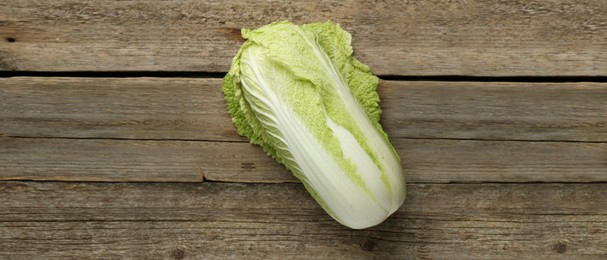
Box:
left=1, top=1, right=606, bottom=259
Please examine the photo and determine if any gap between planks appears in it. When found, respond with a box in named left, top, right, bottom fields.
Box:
left=1, top=71, right=607, bottom=83
left=5, top=135, right=607, bottom=144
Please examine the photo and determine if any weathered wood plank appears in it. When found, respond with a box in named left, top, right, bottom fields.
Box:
left=2, top=77, right=606, bottom=142
left=0, top=77, right=239, bottom=141
left=0, top=181, right=605, bottom=259
left=380, top=81, right=607, bottom=142
left=0, top=137, right=206, bottom=182
left=1, top=1, right=606, bottom=76
left=1, top=137, right=605, bottom=183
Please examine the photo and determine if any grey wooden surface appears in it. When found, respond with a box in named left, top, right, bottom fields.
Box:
left=1, top=182, right=606, bottom=259
left=1, top=0, right=606, bottom=75
left=1, top=0, right=606, bottom=259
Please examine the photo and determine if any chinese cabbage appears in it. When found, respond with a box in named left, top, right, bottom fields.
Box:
left=222, top=21, right=406, bottom=229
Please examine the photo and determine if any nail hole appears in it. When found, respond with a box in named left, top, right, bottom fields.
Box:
left=361, top=239, right=376, bottom=251
left=241, top=162, right=256, bottom=169
left=553, top=242, right=567, bottom=254
left=171, top=248, right=185, bottom=260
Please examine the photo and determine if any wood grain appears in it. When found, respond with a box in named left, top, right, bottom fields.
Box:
left=0, top=137, right=205, bottom=182
left=380, top=81, right=607, bottom=142
left=2, top=77, right=606, bottom=142
left=0, top=77, right=239, bottom=141
left=1, top=0, right=606, bottom=76
left=1, top=1, right=605, bottom=258
left=1, top=137, right=605, bottom=183
left=0, top=181, right=605, bottom=259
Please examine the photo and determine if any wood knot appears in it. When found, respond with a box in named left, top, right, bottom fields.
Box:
left=553, top=242, right=567, bottom=254
left=361, top=239, right=377, bottom=251
left=171, top=248, right=185, bottom=260
left=5, top=37, right=16, bottom=43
